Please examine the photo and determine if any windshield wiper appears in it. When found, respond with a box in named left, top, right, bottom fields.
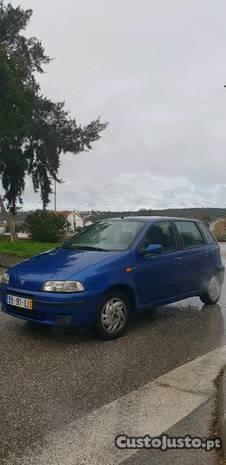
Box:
left=68, top=245, right=109, bottom=252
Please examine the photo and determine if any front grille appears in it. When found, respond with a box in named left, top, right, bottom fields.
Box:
left=6, top=306, right=45, bottom=321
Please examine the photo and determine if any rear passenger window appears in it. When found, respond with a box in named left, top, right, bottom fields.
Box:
left=175, top=221, right=204, bottom=248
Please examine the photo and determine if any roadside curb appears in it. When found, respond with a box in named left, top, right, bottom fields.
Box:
left=218, top=366, right=226, bottom=458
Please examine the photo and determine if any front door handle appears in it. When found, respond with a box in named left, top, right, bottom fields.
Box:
left=175, top=257, right=182, bottom=266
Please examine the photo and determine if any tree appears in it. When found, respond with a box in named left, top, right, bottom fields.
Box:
left=25, top=211, right=71, bottom=242
left=0, top=1, right=107, bottom=236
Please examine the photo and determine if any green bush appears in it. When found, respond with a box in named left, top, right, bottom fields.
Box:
left=26, top=211, right=71, bottom=242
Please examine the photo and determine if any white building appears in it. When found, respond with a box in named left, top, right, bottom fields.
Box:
left=59, top=211, right=92, bottom=233
left=209, top=218, right=223, bottom=233
left=0, top=222, right=7, bottom=235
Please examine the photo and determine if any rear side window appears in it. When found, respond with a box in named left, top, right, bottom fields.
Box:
left=198, top=222, right=217, bottom=244
left=175, top=221, right=204, bottom=248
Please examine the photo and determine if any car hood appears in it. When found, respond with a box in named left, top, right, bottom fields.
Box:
left=8, top=247, right=119, bottom=291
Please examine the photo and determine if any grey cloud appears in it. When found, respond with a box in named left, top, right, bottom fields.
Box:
left=10, top=0, right=226, bottom=211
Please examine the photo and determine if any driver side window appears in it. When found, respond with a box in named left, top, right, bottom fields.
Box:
left=143, top=222, right=176, bottom=253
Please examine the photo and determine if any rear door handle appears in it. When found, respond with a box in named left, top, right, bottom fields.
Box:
left=175, top=257, right=182, bottom=266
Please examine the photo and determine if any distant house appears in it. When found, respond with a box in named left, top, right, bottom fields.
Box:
left=209, top=218, right=226, bottom=239
left=0, top=221, right=7, bottom=235
left=58, top=211, right=92, bottom=233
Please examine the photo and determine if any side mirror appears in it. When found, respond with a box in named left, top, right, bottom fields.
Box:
left=142, top=243, right=163, bottom=256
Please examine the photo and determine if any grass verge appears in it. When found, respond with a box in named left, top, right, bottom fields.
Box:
left=0, top=240, right=59, bottom=258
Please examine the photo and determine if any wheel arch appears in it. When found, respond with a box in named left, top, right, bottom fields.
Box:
left=99, top=284, right=137, bottom=314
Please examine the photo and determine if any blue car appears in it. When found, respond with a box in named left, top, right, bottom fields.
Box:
left=1, top=217, right=224, bottom=339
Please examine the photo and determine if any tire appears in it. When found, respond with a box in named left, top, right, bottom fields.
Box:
left=200, top=275, right=221, bottom=305
left=94, top=291, right=131, bottom=340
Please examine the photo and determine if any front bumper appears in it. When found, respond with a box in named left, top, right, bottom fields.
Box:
left=1, top=286, right=103, bottom=327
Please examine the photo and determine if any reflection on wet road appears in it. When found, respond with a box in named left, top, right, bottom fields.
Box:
left=0, top=256, right=225, bottom=463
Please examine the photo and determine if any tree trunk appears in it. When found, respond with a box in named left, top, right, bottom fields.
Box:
left=0, top=196, right=17, bottom=241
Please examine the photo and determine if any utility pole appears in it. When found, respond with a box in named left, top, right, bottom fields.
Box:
left=54, top=179, right=57, bottom=212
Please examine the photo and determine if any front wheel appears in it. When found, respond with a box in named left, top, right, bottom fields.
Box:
left=200, top=275, right=222, bottom=305
left=94, top=291, right=130, bottom=340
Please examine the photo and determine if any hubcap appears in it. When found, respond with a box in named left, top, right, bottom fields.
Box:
left=208, top=276, right=220, bottom=301
left=101, top=297, right=127, bottom=334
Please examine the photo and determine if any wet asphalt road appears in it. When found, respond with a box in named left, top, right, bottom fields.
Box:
left=0, top=250, right=226, bottom=463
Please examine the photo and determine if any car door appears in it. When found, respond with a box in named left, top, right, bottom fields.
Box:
left=174, top=220, right=207, bottom=293
left=134, top=221, right=183, bottom=307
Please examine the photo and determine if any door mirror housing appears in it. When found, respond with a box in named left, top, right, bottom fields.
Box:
left=142, top=243, right=163, bottom=256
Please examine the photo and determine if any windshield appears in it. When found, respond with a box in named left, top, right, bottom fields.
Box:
left=63, top=220, right=144, bottom=251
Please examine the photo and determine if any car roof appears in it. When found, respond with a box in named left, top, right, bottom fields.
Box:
left=99, top=216, right=202, bottom=223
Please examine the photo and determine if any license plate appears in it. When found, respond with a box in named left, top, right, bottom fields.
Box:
left=7, top=294, right=32, bottom=310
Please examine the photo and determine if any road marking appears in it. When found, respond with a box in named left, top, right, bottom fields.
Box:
left=9, top=346, right=226, bottom=465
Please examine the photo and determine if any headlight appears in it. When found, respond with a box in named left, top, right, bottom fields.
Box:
left=42, top=281, right=85, bottom=293
left=1, top=273, right=9, bottom=285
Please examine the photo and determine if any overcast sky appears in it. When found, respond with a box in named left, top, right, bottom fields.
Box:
left=11, top=0, right=226, bottom=211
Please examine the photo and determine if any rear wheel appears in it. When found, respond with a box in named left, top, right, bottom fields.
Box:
left=94, top=291, right=130, bottom=340
left=200, top=275, right=221, bottom=305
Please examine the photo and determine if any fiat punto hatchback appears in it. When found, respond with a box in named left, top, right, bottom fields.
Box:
left=1, top=217, right=224, bottom=339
